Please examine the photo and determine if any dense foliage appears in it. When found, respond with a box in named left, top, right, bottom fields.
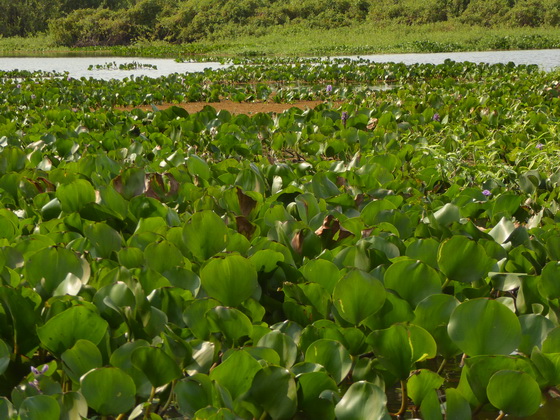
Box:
left=1, top=58, right=560, bottom=418
left=3, top=0, right=560, bottom=46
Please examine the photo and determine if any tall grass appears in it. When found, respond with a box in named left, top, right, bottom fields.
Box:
left=2, top=23, right=560, bottom=57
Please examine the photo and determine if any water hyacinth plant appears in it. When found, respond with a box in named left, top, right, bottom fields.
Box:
left=0, top=58, right=558, bottom=419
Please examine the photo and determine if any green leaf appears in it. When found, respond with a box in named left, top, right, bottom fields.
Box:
left=80, top=367, right=136, bottom=416
left=445, top=388, right=471, bottom=420
left=183, top=211, right=228, bottom=261
left=37, top=305, right=108, bottom=355
left=210, top=350, right=262, bottom=400
left=61, top=339, right=103, bottom=383
left=131, top=346, right=182, bottom=388
left=249, top=366, right=297, bottom=420
left=0, top=339, right=9, bottom=375
left=144, top=240, right=184, bottom=272
left=19, top=395, right=60, bottom=420
left=335, top=381, right=390, bottom=420
left=332, top=270, right=386, bottom=325
left=407, top=369, right=444, bottom=406
left=405, top=238, right=440, bottom=269
left=367, top=324, right=436, bottom=380
left=58, top=392, right=88, bottom=420
left=430, top=203, right=460, bottom=226
left=109, top=341, right=152, bottom=399
left=539, top=261, right=560, bottom=299
left=0, top=397, right=14, bottom=419
left=206, top=306, right=253, bottom=343
left=25, top=247, right=88, bottom=296
left=465, top=354, right=536, bottom=403
left=414, top=294, right=460, bottom=358
left=448, top=298, right=521, bottom=356
left=297, top=371, right=338, bottom=419
left=175, top=374, right=213, bottom=417
left=300, top=259, right=340, bottom=294
left=187, top=155, right=210, bottom=180
left=384, top=259, right=441, bottom=307
left=437, top=236, right=495, bottom=283
left=519, top=314, right=555, bottom=355
left=200, top=255, right=258, bottom=307
left=487, top=370, right=541, bottom=417
left=257, top=331, right=298, bottom=368
left=84, top=222, right=123, bottom=259
left=56, top=179, right=96, bottom=213
left=304, top=339, right=352, bottom=384
left=419, top=389, right=443, bottom=420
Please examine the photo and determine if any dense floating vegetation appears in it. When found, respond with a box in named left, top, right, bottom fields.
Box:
left=1, top=58, right=560, bottom=419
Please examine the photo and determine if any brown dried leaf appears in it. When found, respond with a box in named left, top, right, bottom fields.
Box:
left=236, top=216, right=256, bottom=239
left=291, top=230, right=304, bottom=254
left=237, top=188, right=257, bottom=217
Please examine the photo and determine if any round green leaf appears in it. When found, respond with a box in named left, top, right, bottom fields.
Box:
left=84, top=222, right=123, bottom=259
left=519, top=314, right=555, bottom=355
left=56, top=179, right=96, bottom=213
left=257, top=331, right=298, bottom=368
left=58, top=391, right=88, bottom=420
left=144, top=240, right=184, bottom=272
left=297, top=371, right=338, bottom=419
left=183, top=210, right=228, bottom=261
left=131, top=346, right=182, bottom=388
left=37, top=305, right=108, bottom=355
left=19, top=395, right=60, bottom=420
left=300, top=259, right=340, bottom=294
left=332, top=270, right=386, bottom=325
left=25, top=247, right=88, bottom=296
left=335, top=381, right=390, bottom=420
left=209, top=349, right=262, bottom=400
left=445, top=388, right=472, bottom=420
left=438, top=236, right=495, bottom=283
left=384, top=259, right=442, bottom=307
left=487, top=370, right=541, bottom=417
left=407, top=369, right=444, bottom=406
left=61, top=339, right=102, bottom=383
left=305, top=339, right=352, bottom=384
left=448, top=298, right=521, bottom=356
left=80, top=367, right=136, bottom=416
left=200, top=255, right=258, bottom=307
left=206, top=306, right=253, bottom=343
left=249, top=366, right=297, bottom=420
left=539, top=261, right=560, bottom=300
left=367, top=324, right=436, bottom=380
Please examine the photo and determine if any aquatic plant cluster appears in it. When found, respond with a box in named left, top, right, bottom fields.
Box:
left=1, top=58, right=560, bottom=419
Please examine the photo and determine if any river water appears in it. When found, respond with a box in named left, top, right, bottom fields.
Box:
left=0, top=49, right=559, bottom=80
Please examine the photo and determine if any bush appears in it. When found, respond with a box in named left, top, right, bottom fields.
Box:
left=503, top=0, right=544, bottom=27
left=49, top=8, right=132, bottom=46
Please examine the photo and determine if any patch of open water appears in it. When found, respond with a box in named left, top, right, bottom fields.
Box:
left=0, top=49, right=559, bottom=80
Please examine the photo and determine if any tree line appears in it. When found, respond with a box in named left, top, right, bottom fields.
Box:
left=1, top=0, right=559, bottom=46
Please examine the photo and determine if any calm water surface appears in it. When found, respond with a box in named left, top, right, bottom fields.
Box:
left=0, top=49, right=559, bottom=80
left=0, top=57, right=228, bottom=80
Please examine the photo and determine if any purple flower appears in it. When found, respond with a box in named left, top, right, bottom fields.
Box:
left=28, top=378, right=41, bottom=393
left=341, top=111, right=349, bottom=127
left=16, top=84, right=21, bottom=89
left=432, top=113, right=440, bottom=122
left=482, top=189, right=491, bottom=196
left=31, top=94, right=36, bottom=100
left=67, top=76, right=72, bottom=81
left=536, top=143, right=544, bottom=150
left=326, top=84, right=333, bottom=93
left=31, top=365, right=48, bottom=376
